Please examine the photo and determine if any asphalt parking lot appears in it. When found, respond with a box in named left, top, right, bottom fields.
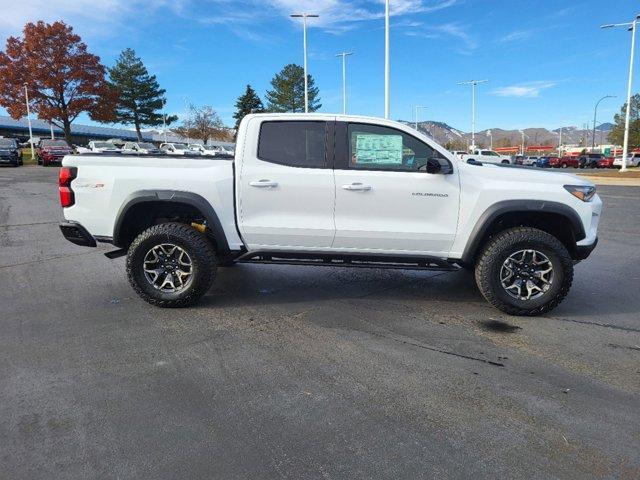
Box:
left=1, top=167, right=639, bottom=479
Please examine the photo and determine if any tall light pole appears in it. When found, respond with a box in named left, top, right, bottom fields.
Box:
left=291, top=13, right=319, bottom=113
left=458, top=79, right=488, bottom=151
left=602, top=14, right=639, bottom=172
left=592, top=95, right=616, bottom=149
left=520, top=130, right=527, bottom=156
left=558, top=127, right=563, bottom=156
left=336, top=52, right=354, bottom=115
left=23, top=83, right=35, bottom=161
left=384, top=0, right=390, bottom=119
left=414, top=105, right=428, bottom=131
left=487, top=129, right=492, bottom=149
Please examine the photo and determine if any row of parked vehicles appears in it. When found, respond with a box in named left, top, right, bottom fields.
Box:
left=451, top=148, right=640, bottom=169
left=0, top=137, right=235, bottom=167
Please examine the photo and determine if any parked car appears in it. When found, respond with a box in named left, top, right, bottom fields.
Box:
left=0, top=137, right=21, bottom=167
left=549, top=156, right=579, bottom=168
left=59, top=113, right=601, bottom=316
left=613, top=152, right=640, bottom=168
left=534, top=156, right=553, bottom=168
left=160, top=143, right=197, bottom=155
left=87, top=141, right=121, bottom=153
left=597, top=157, right=615, bottom=169
left=37, top=139, right=73, bottom=166
left=522, top=156, right=539, bottom=166
left=513, top=155, right=525, bottom=165
left=122, top=142, right=163, bottom=155
left=578, top=153, right=604, bottom=169
left=460, top=149, right=512, bottom=165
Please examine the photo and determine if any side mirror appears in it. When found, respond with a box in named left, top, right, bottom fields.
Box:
left=426, top=158, right=441, bottom=174
left=426, top=157, right=454, bottom=175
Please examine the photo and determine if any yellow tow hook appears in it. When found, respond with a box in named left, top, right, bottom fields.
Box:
left=191, top=222, right=206, bottom=234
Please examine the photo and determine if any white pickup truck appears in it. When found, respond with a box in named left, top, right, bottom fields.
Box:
left=59, top=114, right=601, bottom=316
left=458, top=149, right=512, bottom=165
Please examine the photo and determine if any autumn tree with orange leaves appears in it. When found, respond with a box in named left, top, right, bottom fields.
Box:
left=0, top=21, right=115, bottom=142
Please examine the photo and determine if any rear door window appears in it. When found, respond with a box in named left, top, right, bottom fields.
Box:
left=258, top=121, right=327, bottom=168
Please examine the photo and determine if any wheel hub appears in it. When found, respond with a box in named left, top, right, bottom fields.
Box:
left=500, top=249, right=554, bottom=301
left=143, top=244, right=193, bottom=293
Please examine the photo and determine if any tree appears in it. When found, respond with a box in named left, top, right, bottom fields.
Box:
left=173, top=104, right=231, bottom=143
left=108, top=48, right=176, bottom=141
left=265, top=64, right=321, bottom=113
left=608, top=93, right=640, bottom=148
left=0, top=21, right=115, bottom=142
left=233, top=84, right=264, bottom=134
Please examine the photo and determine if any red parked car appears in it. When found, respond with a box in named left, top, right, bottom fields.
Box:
left=549, top=156, right=579, bottom=168
left=37, top=139, right=73, bottom=166
left=597, top=156, right=615, bottom=169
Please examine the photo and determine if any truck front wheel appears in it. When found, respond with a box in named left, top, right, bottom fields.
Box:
left=474, top=227, right=573, bottom=316
left=126, top=222, right=217, bottom=308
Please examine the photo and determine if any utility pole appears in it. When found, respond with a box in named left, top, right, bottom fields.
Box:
left=336, top=52, right=354, bottom=115
left=458, top=79, right=488, bottom=151
left=384, top=0, right=390, bottom=119
left=602, top=14, right=639, bottom=172
left=23, top=83, right=35, bottom=161
left=291, top=13, right=319, bottom=113
left=414, top=105, right=428, bottom=131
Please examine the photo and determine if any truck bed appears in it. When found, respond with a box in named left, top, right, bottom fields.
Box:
left=61, top=154, right=243, bottom=249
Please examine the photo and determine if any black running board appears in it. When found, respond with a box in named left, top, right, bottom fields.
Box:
left=236, top=250, right=459, bottom=272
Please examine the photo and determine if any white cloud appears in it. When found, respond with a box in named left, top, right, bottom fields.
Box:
left=499, top=29, right=534, bottom=43
left=404, top=21, right=477, bottom=52
left=491, top=82, right=556, bottom=98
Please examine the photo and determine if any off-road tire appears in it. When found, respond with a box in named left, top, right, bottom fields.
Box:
left=475, top=227, right=573, bottom=316
left=126, top=222, right=217, bottom=308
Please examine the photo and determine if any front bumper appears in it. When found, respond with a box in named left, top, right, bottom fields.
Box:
left=60, top=221, right=96, bottom=247
left=575, top=237, right=598, bottom=260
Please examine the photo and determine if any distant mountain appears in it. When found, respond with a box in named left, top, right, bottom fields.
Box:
left=397, top=120, right=613, bottom=149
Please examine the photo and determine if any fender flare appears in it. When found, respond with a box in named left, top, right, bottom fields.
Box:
left=113, top=190, right=229, bottom=251
left=460, top=200, right=585, bottom=264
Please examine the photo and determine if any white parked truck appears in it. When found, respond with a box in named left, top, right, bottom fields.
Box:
left=458, top=149, right=512, bottom=165
left=59, top=114, right=601, bottom=315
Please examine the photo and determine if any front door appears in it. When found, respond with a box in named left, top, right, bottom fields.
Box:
left=332, top=122, right=460, bottom=257
left=237, top=118, right=336, bottom=250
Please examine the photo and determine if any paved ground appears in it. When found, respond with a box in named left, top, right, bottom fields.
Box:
left=1, top=167, right=639, bottom=480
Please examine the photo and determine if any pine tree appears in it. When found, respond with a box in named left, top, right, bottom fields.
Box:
left=108, top=48, right=176, bottom=141
left=233, top=85, right=264, bottom=133
left=265, top=64, right=321, bottom=113
left=608, top=93, right=640, bottom=148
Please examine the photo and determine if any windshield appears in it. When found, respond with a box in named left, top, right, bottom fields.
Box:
left=138, top=143, right=155, bottom=149
left=0, top=139, right=16, bottom=148
left=94, top=142, right=115, bottom=148
left=173, top=144, right=189, bottom=150
left=42, top=140, right=69, bottom=147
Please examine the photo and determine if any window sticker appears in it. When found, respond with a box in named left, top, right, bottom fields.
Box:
left=354, top=134, right=403, bottom=164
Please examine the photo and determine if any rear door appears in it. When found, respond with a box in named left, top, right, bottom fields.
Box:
left=237, top=117, right=336, bottom=250
left=332, top=121, right=460, bottom=256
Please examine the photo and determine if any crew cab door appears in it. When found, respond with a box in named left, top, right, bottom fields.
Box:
left=332, top=122, right=460, bottom=256
left=237, top=117, right=336, bottom=250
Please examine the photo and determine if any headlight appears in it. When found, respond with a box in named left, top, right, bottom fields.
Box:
left=564, top=185, right=596, bottom=202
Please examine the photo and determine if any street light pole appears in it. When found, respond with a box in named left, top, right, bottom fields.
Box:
left=458, top=79, right=488, bottom=151
left=487, top=129, right=492, bottom=149
left=414, top=105, right=427, bottom=131
left=384, top=0, right=390, bottom=119
left=601, top=14, right=639, bottom=172
left=291, top=13, right=319, bottom=113
left=558, top=127, right=563, bottom=156
left=23, top=83, right=35, bottom=161
left=592, top=95, right=616, bottom=149
left=336, top=52, right=354, bottom=115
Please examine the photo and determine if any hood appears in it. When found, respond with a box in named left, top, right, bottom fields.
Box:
left=459, top=161, right=593, bottom=188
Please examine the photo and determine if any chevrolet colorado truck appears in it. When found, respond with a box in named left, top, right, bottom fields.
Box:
left=59, top=114, right=601, bottom=316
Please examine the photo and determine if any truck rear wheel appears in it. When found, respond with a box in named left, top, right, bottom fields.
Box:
left=474, top=227, right=573, bottom=316
left=126, top=222, right=217, bottom=308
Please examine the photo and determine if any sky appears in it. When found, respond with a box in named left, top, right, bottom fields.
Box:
left=0, top=0, right=638, bottom=132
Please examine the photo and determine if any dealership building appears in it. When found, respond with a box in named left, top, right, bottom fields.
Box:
left=0, top=115, right=234, bottom=148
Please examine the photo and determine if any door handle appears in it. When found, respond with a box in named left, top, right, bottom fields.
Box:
left=342, top=183, right=372, bottom=191
left=249, top=179, right=278, bottom=188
